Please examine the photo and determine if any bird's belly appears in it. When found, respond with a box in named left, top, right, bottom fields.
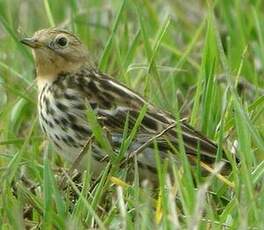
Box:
left=38, top=87, right=91, bottom=162
left=38, top=111, right=89, bottom=161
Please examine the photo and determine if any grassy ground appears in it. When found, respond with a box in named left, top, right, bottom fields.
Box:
left=1, top=0, right=264, bottom=229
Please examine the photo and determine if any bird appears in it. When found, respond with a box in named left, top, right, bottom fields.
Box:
left=20, top=28, right=233, bottom=182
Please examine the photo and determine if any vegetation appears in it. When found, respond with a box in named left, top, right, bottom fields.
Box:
left=0, top=0, right=264, bottom=228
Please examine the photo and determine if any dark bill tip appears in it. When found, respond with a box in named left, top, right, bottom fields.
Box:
left=20, top=37, right=41, bottom=48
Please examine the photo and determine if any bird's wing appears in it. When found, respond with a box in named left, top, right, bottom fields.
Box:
left=76, top=68, right=226, bottom=165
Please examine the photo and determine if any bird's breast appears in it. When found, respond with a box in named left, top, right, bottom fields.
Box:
left=38, top=80, right=91, bottom=162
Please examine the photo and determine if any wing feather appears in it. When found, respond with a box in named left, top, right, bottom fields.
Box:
left=75, top=68, right=230, bottom=166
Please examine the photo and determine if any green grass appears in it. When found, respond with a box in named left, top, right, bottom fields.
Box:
left=1, top=0, right=264, bottom=228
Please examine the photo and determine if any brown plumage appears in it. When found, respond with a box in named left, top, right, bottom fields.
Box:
left=21, top=28, right=233, bottom=181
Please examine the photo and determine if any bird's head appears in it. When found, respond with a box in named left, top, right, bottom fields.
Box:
left=21, top=28, right=89, bottom=79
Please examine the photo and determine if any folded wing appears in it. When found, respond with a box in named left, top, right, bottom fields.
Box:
left=75, top=67, right=231, bottom=169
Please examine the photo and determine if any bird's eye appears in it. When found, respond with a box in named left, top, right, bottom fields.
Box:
left=56, top=36, right=68, bottom=47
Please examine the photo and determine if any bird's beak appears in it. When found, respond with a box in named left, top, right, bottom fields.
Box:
left=20, top=37, right=42, bottom=48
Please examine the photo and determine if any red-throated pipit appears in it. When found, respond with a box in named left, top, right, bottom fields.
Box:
left=21, top=28, right=234, bottom=182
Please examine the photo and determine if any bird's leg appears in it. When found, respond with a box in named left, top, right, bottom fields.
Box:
left=59, top=136, right=93, bottom=189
